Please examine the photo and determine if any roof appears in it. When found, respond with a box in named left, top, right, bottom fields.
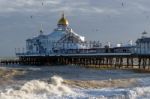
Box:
left=57, top=13, right=69, bottom=26
left=48, top=26, right=85, bottom=42
left=136, top=37, right=150, bottom=43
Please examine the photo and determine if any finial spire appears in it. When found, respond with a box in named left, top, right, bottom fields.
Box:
left=40, top=24, right=43, bottom=35
left=142, top=30, right=147, bottom=38
left=62, top=11, right=65, bottom=18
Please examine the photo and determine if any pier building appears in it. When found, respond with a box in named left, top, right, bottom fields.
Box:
left=25, top=13, right=87, bottom=55
left=136, top=31, right=150, bottom=54
left=7, top=13, right=150, bottom=70
left=17, top=13, right=135, bottom=56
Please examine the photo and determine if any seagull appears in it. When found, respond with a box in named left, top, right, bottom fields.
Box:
left=30, top=15, right=33, bottom=19
left=122, top=2, right=124, bottom=7
left=96, top=29, right=98, bottom=32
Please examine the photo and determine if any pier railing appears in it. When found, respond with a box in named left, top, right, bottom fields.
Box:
left=16, top=52, right=132, bottom=56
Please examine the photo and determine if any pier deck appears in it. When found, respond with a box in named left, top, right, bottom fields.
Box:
left=1, top=53, right=150, bottom=71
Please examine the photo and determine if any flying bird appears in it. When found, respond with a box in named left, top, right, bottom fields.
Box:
left=30, top=15, right=33, bottom=19
left=122, top=2, right=124, bottom=7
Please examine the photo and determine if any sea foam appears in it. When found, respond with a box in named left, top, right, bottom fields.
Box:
left=0, top=75, right=74, bottom=99
left=1, top=75, right=150, bottom=99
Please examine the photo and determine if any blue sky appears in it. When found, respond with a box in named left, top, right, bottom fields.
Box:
left=1, top=0, right=150, bottom=56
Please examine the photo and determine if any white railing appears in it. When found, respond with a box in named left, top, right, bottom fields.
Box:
left=16, top=52, right=132, bottom=57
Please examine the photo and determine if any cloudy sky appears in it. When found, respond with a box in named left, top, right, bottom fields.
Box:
left=1, top=0, right=150, bottom=56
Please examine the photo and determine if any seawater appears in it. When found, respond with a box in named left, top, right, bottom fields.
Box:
left=0, top=65, right=150, bottom=99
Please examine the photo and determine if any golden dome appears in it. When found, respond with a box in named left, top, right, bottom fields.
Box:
left=58, top=13, right=69, bottom=26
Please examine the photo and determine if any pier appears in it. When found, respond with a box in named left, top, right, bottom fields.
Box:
left=1, top=53, right=150, bottom=71
left=1, top=14, right=150, bottom=72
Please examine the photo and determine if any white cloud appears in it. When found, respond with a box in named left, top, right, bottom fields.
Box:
left=0, top=0, right=150, bottom=17
left=130, top=2, right=150, bottom=12
left=0, top=0, right=62, bottom=13
left=0, top=0, right=121, bottom=16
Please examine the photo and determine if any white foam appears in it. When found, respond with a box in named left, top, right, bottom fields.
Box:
left=27, top=67, right=41, bottom=71
left=0, top=75, right=74, bottom=99
left=1, top=76, right=150, bottom=99
left=73, top=86, right=150, bottom=99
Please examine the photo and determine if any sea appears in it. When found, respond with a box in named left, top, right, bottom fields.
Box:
left=0, top=65, right=150, bottom=99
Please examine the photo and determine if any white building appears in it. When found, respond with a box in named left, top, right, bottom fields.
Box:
left=26, top=13, right=87, bottom=55
left=17, top=13, right=137, bottom=56
left=136, top=31, right=150, bottom=54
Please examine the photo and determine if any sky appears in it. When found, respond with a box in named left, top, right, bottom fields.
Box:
left=1, top=0, right=150, bottom=56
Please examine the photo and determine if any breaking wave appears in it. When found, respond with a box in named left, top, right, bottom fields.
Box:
left=0, top=71, right=150, bottom=98
left=74, top=86, right=150, bottom=99
left=0, top=76, right=74, bottom=99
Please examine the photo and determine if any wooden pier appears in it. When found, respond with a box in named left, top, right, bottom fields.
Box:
left=0, top=60, right=20, bottom=65
left=1, top=54, right=150, bottom=71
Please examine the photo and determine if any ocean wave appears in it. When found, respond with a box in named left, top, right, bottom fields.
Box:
left=64, top=78, right=138, bottom=88
left=0, top=74, right=150, bottom=99
left=0, top=75, right=74, bottom=99
left=73, top=86, right=150, bottom=99
left=27, top=67, right=41, bottom=71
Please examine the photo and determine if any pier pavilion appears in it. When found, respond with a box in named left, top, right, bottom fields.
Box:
left=136, top=31, right=150, bottom=54
left=25, top=13, right=88, bottom=55
left=16, top=13, right=136, bottom=56
left=2, top=13, right=150, bottom=71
